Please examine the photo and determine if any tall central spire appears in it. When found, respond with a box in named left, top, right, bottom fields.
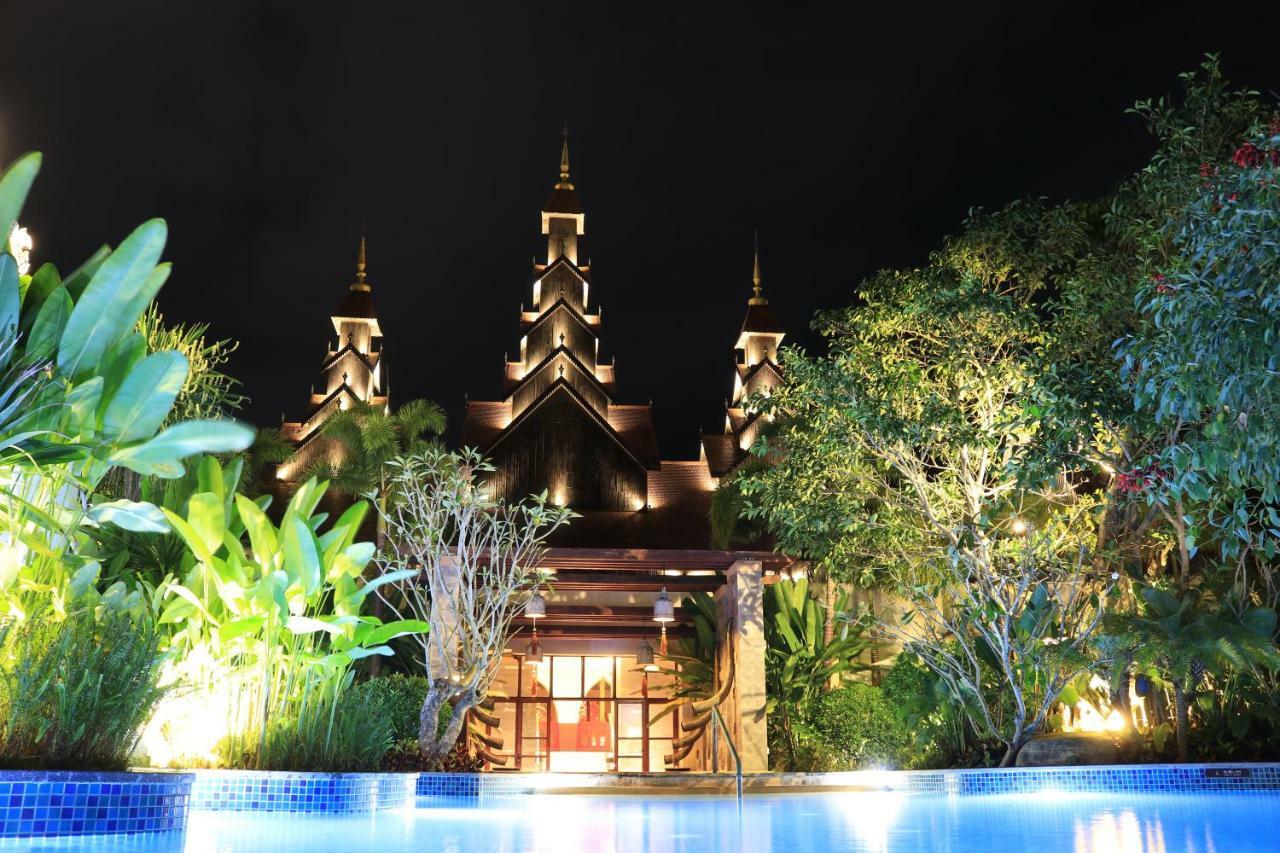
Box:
left=556, top=124, right=573, bottom=189
left=749, top=230, right=767, bottom=305
left=542, top=125, right=585, bottom=262
left=353, top=235, right=370, bottom=292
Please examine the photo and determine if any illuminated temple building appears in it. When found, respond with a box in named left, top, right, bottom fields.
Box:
left=281, top=133, right=792, bottom=773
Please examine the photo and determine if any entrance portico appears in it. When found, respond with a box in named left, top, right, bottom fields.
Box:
left=479, top=548, right=784, bottom=772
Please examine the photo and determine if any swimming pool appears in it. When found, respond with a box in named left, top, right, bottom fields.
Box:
left=12, top=790, right=1280, bottom=851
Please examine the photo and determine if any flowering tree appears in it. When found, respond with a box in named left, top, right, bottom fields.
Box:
left=1119, top=118, right=1280, bottom=593
left=370, top=448, right=573, bottom=765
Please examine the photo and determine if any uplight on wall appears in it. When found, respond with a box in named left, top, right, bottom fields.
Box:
left=653, top=587, right=674, bottom=655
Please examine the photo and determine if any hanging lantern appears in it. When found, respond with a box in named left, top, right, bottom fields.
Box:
left=653, top=587, right=674, bottom=656
left=635, top=638, right=655, bottom=666
left=653, top=587, right=675, bottom=623
left=524, top=639, right=543, bottom=664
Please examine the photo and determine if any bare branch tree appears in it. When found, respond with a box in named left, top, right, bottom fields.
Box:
left=368, top=447, right=573, bottom=765
left=880, top=529, right=1115, bottom=766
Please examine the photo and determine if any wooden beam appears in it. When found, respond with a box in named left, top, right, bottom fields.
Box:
left=516, top=624, right=696, bottom=639
left=549, top=571, right=724, bottom=592
left=542, top=547, right=793, bottom=572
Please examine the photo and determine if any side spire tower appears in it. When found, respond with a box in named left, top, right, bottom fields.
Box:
left=699, top=231, right=787, bottom=478
left=277, top=232, right=389, bottom=480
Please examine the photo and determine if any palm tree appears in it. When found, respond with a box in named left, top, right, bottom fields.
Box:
left=299, top=399, right=446, bottom=675
left=1108, top=585, right=1279, bottom=761
left=302, top=399, right=447, bottom=547
left=241, top=427, right=296, bottom=493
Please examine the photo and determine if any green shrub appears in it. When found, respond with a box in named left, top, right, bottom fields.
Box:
left=810, top=683, right=911, bottom=769
left=350, top=675, right=486, bottom=772
left=0, top=606, right=167, bottom=770
left=347, top=674, right=434, bottom=742
left=880, top=653, right=1005, bottom=768
left=221, top=688, right=394, bottom=772
left=767, top=715, right=841, bottom=772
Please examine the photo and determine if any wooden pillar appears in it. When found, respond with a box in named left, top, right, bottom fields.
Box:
left=711, top=558, right=768, bottom=772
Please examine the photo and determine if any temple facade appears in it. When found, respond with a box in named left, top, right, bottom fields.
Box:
left=280, top=133, right=792, bottom=774
left=456, top=135, right=791, bottom=773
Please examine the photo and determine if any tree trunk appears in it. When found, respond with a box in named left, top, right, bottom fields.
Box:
left=823, top=570, right=835, bottom=645
left=999, top=734, right=1025, bottom=768
left=418, top=682, right=450, bottom=755
left=1173, top=682, right=1191, bottom=762
left=421, top=686, right=477, bottom=767
left=1113, top=671, right=1137, bottom=733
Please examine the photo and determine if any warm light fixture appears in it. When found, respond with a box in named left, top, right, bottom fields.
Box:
left=653, top=587, right=674, bottom=655
left=653, top=587, right=674, bottom=623
left=524, top=638, right=543, bottom=664
left=635, top=638, right=655, bottom=667
left=1011, top=518, right=1028, bottom=536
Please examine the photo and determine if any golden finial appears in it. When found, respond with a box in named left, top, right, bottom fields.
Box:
left=555, top=124, right=574, bottom=190
left=749, top=229, right=767, bottom=305
left=353, top=234, right=370, bottom=291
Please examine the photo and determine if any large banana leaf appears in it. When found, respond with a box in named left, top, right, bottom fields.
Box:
left=57, top=220, right=168, bottom=378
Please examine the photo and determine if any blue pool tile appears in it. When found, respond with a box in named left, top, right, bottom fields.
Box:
left=0, top=771, right=191, bottom=839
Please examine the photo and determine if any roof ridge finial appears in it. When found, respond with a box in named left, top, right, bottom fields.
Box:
left=556, top=123, right=574, bottom=190
left=749, top=229, right=767, bottom=305
left=354, top=230, right=370, bottom=291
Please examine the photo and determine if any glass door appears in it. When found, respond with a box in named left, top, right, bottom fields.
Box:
left=485, top=654, right=680, bottom=772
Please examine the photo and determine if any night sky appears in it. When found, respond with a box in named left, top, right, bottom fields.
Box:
left=2, top=3, right=1278, bottom=457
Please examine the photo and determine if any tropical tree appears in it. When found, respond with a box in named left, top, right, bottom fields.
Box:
left=136, top=305, right=246, bottom=427
left=1106, top=585, right=1279, bottom=761
left=370, top=447, right=573, bottom=765
left=0, top=151, right=256, bottom=770
left=304, top=399, right=446, bottom=506
left=1117, top=118, right=1280, bottom=584
left=731, top=59, right=1277, bottom=766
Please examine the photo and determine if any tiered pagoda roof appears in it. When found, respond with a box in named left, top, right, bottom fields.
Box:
left=460, top=131, right=718, bottom=548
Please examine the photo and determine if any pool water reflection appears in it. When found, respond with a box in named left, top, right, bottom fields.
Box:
left=14, top=790, right=1280, bottom=852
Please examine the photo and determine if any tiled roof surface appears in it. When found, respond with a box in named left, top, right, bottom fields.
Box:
left=739, top=302, right=784, bottom=335
left=334, top=287, right=378, bottom=320
left=544, top=186, right=582, bottom=214
left=607, top=404, right=661, bottom=469
left=546, top=461, right=718, bottom=548
left=459, top=400, right=510, bottom=450
left=701, top=433, right=742, bottom=478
